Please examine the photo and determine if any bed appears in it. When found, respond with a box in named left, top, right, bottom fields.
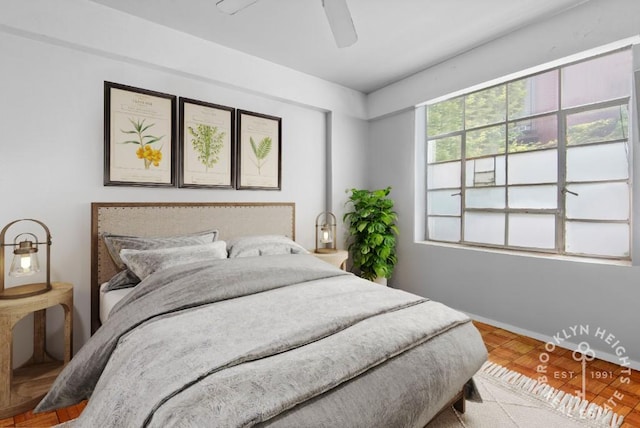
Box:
left=36, top=202, right=487, bottom=427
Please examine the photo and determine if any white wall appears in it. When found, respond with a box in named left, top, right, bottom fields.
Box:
left=367, top=0, right=640, bottom=368
left=0, top=0, right=368, bottom=361
left=329, top=113, right=370, bottom=251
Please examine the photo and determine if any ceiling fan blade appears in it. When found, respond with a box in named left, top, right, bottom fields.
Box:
left=322, top=0, right=358, bottom=48
left=216, top=0, right=260, bottom=15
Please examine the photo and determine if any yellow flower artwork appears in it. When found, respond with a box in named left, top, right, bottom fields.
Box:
left=120, top=117, right=165, bottom=169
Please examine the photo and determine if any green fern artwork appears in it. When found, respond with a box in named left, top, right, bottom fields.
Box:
left=188, top=124, right=225, bottom=172
left=249, top=136, right=272, bottom=175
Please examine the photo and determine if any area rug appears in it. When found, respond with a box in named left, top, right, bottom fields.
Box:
left=427, top=362, right=625, bottom=428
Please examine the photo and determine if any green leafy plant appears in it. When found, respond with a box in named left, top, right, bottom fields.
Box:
left=120, top=117, right=164, bottom=169
left=249, top=136, right=272, bottom=174
left=343, top=187, right=399, bottom=281
left=188, top=124, right=225, bottom=171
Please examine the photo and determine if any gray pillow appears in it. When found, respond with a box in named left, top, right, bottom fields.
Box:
left=102, top=229, right=219, bottom=270
left=119, top=241, right=228, bottom=279
left=104, top=269, right=140, bottom=292
left=227, top=235, right=308, bottom=258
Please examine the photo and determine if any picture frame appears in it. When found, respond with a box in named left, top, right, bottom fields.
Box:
left=104, top=81, right=177, bottom=187
left=179, top=98, right=235, bottom=189
left=236, top=109, right=282, bottom=190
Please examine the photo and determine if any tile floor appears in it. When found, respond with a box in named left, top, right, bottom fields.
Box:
left=474, top=320, right=640, bottom=428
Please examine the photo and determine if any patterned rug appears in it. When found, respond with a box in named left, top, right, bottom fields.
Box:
left=427, top=362, right=625, bottom=428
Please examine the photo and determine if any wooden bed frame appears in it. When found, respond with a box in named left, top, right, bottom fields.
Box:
left=90, top=202, right=296, bottom=334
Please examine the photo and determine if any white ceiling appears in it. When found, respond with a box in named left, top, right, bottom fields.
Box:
left=90, top=0, right=589, bottom=93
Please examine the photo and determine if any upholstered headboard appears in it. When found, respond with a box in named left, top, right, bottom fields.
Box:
left=91, top=202, right=295, bottom=333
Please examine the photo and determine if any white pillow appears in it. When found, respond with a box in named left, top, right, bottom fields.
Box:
left=226, top=235, right=308, bottom=258
left=119, top=241, right=227, bottom=279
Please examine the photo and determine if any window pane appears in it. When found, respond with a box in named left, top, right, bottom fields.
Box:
left=565, top=182, right=629, bottom=220
left=428, top=136, right=461, bottom=163
left=566, top=142, right=629, bottom=182
left=508, top=185, right=557, bottom=209
left=466, top=125, right=506, bottom=158
left=465, top=86, right=506, bottom=128
left=427, top=97, right=463, bottom=136
left=508, top=115, right=558, bottom=152
left=508, top=70, right=559, bottom=119
left=508, top=214, right=555, bottom=249
left=464, top=212, right=505, bottom=245
left=565, top=221, right=629, bottom=257
left=428, top=217, right=460, bottom=242
left=466, top=187, right=505, bottom=209
left=562, top=49, right=632, bottom=109
left=566, top=104, right=629, bottom=146
left=508, top=150, right=557, bottom=184
left=466, top=156, right=505, bottom=187
left=428, top=190, right=461, bottom=215
left=427, top=161, right=461, bottom=189
left=471, top=157, right=496, bottom=187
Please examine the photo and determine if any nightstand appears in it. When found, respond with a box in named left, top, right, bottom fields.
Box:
left=312, top=249, right=349, bottom=270
left=0, top=282, right=73, bottom=418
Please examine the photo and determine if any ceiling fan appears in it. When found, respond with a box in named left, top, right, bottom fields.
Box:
left=215, top=0, right=358, bottom=48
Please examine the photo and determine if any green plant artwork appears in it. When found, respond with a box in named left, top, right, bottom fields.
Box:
left=120, top=117, right=164, bottom=169
left=188, top=124, right=225, bottom=171
left=249, top=136, right=272, bottom=175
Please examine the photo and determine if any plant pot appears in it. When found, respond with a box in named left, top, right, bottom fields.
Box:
left=373, top=276, right=388, bottom=286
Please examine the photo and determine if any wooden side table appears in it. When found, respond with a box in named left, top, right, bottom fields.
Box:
left=0, top=282, right=73, bottom=418
left=312, top=249, right=349, bottom=270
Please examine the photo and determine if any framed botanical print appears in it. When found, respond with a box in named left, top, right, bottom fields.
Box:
left=236, top=109, right=282, bottom=190
left=179, top=98, right=235, bottom=188
left=104, top=82, right=177, bottom=187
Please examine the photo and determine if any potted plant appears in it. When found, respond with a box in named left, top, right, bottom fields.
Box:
left=343, top=187, right=398, bottom=284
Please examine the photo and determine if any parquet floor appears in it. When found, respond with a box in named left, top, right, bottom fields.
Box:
left=0, top=400, right=85, bottom=427
left=474, top=320, right=640, bottom=428
left=2, top=321, right=639, bottom=427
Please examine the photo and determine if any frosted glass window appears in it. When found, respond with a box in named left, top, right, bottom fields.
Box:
left=508, top=70, right=559, bottom=119
left=428, top=190, right=461, bottom=215
left=562, top=50, right=632, bottom=109
left=427, top=161, right=461, bottom=189
left=466, top=187, right=505, bottom=209
left=508, top=185, right=557, bottom=209
left=464, top=213, right=504, bottom=245
left=466, top=125, right=506, bottom=158
left=566, top=105, right=629, bottom=146
left=566, top=142, right=629, bottom=182
left=428, top=136, right=461, bottom=163
left=424, top=47, right=632, bottom=260
left=566, top=222, right=629, bottom=257
left=508, top=115, right=558, bottom=152
left=508, top=150, right=557, bottom=184
left=428, top=217, right=460, bottom=242
left=565, top=182, right=629, bottom=221
left=508, top=214, right=555, bottom=249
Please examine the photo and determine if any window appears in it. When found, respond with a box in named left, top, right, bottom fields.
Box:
left=425, top=48, right=633, bottom=260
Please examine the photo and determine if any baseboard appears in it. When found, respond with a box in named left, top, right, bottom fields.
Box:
left=467, top=312, right=640, bottom=372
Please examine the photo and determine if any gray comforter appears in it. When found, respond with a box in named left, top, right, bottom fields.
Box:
left=36, top=254, right=483, bottom=427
